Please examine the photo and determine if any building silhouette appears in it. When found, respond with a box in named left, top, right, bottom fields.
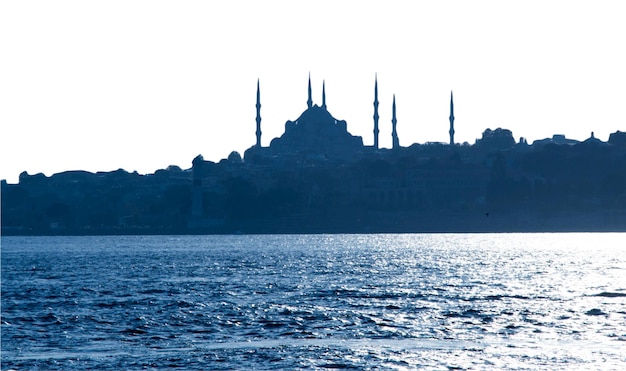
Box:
left=4, top=73, right=626, bottom=235
left=246, top=75, right=456, bottom=163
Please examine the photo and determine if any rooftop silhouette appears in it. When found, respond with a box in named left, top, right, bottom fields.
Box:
left=2, top=75, right=626, bottom=235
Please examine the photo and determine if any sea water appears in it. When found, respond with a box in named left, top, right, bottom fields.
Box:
left=2, top=233, right=625, bottom=370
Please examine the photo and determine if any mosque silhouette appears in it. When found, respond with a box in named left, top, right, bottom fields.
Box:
left=244, top=75, right=456, bottom=164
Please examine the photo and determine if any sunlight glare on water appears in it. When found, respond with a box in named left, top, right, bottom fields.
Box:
left=2, top=233, right=625, bottom=370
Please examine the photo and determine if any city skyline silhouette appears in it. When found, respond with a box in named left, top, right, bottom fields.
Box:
left=3, top=73, right=625, bottom=235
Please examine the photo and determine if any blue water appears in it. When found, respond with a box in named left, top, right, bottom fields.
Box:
left=2, top=234, right=625, bottom=370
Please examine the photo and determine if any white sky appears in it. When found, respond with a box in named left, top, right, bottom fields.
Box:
left=1, top=1, right=625, bottom=183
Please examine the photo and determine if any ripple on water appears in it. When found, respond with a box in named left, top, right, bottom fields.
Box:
left=2, top=233, right=626, bottom=370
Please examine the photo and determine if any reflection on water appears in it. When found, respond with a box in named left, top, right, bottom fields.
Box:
left=2, top=233, right=625, bottom=370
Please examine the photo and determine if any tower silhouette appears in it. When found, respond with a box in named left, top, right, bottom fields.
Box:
left=322, top=80, right=327, bottom=110
left=373, top=75, right=380, bottom=149
left=392, top=94, right=399, bottom=150
left=307, top=73, right=313, bottom=109
left=449, top=91, right=455, bottom=145
left=255, top=79, right=262, bottom=147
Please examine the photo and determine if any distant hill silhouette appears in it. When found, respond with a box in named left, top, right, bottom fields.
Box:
left=3, top=77, right=626, bottom=234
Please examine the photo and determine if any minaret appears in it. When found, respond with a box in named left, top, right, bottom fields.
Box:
left=307, top=73, right=313, bottom=109
left=255, top=79, right=262, bottom=147
left=321, top=80, right=327, bottom=110
left=373, top=75, right=380, bottom=149
left=449, top=90, right=455, bottom=145
left=391, top=94, right=399, bottom=150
